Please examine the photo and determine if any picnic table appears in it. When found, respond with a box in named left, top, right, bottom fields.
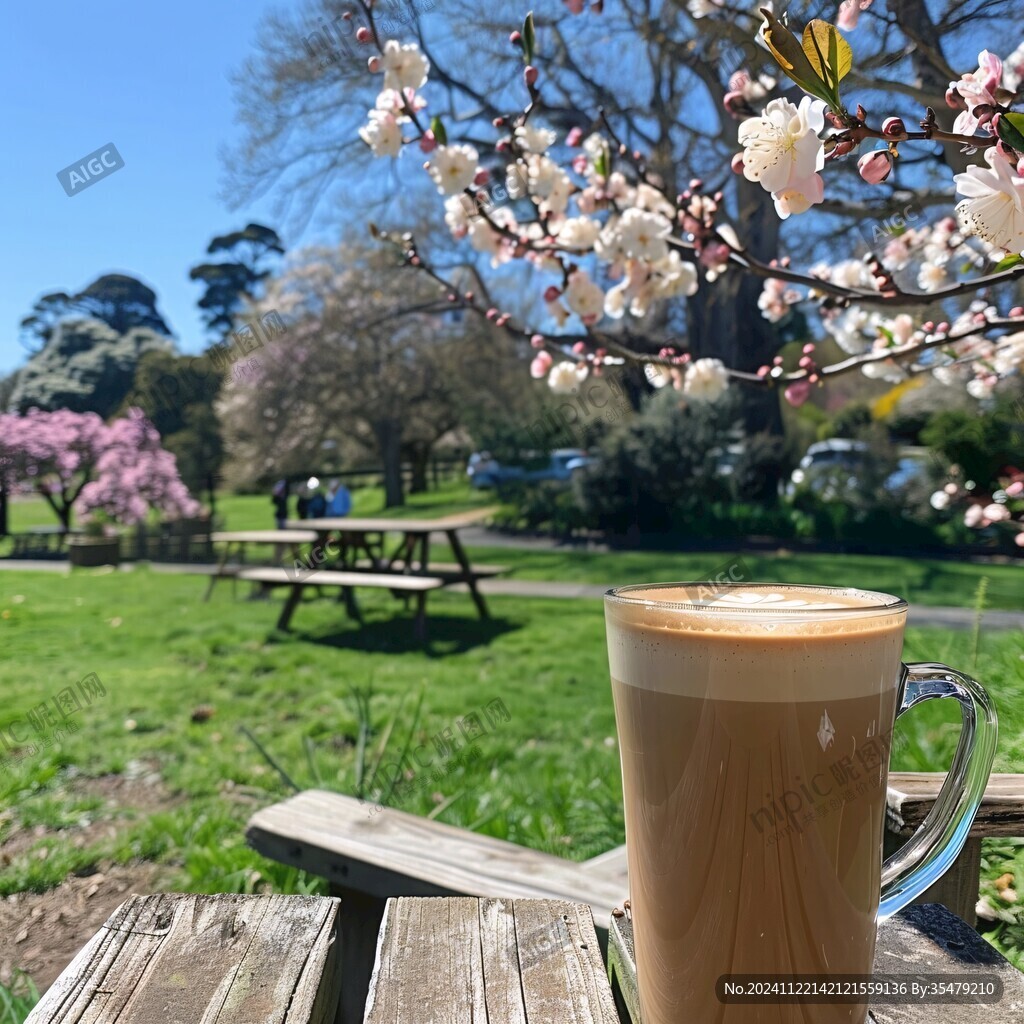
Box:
left=203, top=529, right=319, bottom=601
left=285, top=508, right=501, bottom=619
left=25, top=894, right=1024, bottom=1024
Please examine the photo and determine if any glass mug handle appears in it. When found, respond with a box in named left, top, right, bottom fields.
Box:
left=879, top=662, right=998, bottom=919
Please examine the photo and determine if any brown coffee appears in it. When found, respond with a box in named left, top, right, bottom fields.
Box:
left=606, top=586, right=906, bottom=1024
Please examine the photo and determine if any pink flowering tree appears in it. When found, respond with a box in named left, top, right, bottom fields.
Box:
left=333, top=0, right=1024, bottom=541
left=0, top=407, right=201, bottom=531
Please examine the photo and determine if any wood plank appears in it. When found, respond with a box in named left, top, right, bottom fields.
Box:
left=887, top=773, right=1024, bottom=837
left=285, top=508, right=496, bottom=535
left=246, top=791, right=625, bottom=930
left=212, top=531, right=319, bottom=544
left=26, top=893, right=341, bottom=1024
left=364, top=897, right=620, bottom=1024
left=237, top=568, right=444, bottom=591
left=608, top=903, right=1024, bottom=1024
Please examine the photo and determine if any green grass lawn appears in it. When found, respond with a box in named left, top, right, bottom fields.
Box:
left=0, top=565, right=1023, bottom=977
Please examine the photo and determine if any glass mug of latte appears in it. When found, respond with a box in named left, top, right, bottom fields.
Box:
left=605, top=583, right=997, bottom=1024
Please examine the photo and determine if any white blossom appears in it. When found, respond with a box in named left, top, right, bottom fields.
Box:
left=359, top=110, right=403, bottom=157
left=427, top=145, right=479, bottom=195
left=548, top=360, right=588, bottom=394
left=564, top=270, right=606, bottom=324
left=917, top=261, right=947, bottom=292
left=613, top=208, right=672, bottom=262
left=556, top=216, right=601, bottom=250
left=378, top=40, right=429, bottom=92
left=683, top=358, right=729, bottom=401
left=738, top=97, right=826, bottom=218
left=515, top=124, right=557, bottom=154
left=954, top=149, right=1024, bottom=254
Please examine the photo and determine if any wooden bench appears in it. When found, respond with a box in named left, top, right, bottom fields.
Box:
left=353, top=558, right=508, bottom=580
left=237, top=567, right=445, bottom=637
left=247, top=790, right=626, bottom=1024
left=27, top=894, right=1023, bottom=1024
left=246, top=774, right=1024, bottom=1020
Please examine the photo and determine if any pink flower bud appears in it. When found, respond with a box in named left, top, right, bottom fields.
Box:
left=543, top=286, right=562, bottom=302
left=881, top=116, right=905, bottom=136
left=419, top=130, right=437, bottom=153
left=509, top=30, right=522, bottom=45
left=530, top=334, right=545, bottom=348
left=524, top=65, right=539, bottom=87
left=730, top=153, right=745, bottom=175
left=1011, top=306, right=1024, bottom=316
left=798, top=355, right=813, bottom=369
left=1015, top=531, right=1024, bottom=548
left=757, top=365, right=769, bottom=377
left=857, top=150, right=893, bottom=184
left=486, top=307, right=499, bottom=320
left=367, top=56, right=381, bottom=73
left=572, top=153, right=588, bottom=174
left=496, top=139, right=510, bottom=153
left=530, top=352, right=553, bottom=378
left=566, top=127, right=584, bottom=147
left=473, top=168, right=490, bottom=186
left=492, top=116, right=505, bottom=127
left=945, top=86, right=963, bottom=109
left=802, top=343, right=815, bottom=354
left=784, top=381, right=812, bottom=407
left=572, top=341, right=586, bottom=354
left=356, top=27, right=372, bottom=43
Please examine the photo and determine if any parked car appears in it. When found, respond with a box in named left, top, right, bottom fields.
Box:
left=467, top=448, right=594, bottom=489
left=786, top=439, right=931, bottom=498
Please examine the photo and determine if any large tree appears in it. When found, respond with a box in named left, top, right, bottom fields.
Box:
left=19, top=274, right=172, bottom=351
left=7, top=319, right=173, bottom=417
left=218, top=239, right=529, bottom=506
left=227, top=0, right=1024, bottom=436
left=189, top=223, right=285, bottom=338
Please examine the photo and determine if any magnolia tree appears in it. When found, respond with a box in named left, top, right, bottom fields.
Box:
left=341, top=0, right=1024, bottom=542
left=0, top=407, right=200, bottom=530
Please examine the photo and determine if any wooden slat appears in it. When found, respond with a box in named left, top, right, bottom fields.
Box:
left=887, top=773, right=1024, bottom=837
left=211, top=531, right=319, bottom=544
left=285, top=508, right=496, bottom=534
left=246, top=791, right=625, bottom=929
left=364, top=897, right=620, bottom=1024
left=26, top=894, right=341, bottom=1024
left=608, top=903, right=1024, bottom=1024
left=237, top=568, right=444, bottom=591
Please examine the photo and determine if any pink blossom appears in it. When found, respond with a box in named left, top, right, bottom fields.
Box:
left=564, top=0, right=585, bottom=12
left=1006, top=480, right=1024, bottom=497
left=838, top=0, right=873, bottom=31
left=784, top=380, right=812, bottom=407
left=1015, top=531, right=1024, bottom=548
left=951, top=51, right=1003, bottom=136
left=858, top=150, right=893, bottom=184
left=530, top=351, right=553, bottom=378
left=963, top=503, right=986, bottom=528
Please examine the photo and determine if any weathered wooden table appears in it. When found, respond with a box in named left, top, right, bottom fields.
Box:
left=25, top=894, right=1024, bottom=1023
left=203, top=529, right=320, bottom=601
left=286, top=508, right=500, bottom=619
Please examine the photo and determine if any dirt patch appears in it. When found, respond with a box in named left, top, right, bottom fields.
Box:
left=0, top=763, right=183, bottom=996
left=0, top=860, right=174, bottom=994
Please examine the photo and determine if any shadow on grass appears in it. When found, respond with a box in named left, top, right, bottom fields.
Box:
left=268, top=610, right=521, bottom=656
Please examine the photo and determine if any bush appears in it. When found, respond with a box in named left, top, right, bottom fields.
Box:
left=729, top=432, right=791, bottom=503
left=575, top=389, right=733, bottom=537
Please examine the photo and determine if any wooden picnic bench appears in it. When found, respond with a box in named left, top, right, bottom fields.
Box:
left=286, top=508, right=500, bottom=619
left=246, top=773, right=1024, bottom=1021
left=25, top=894, right=1024, bottom=1024
left=237, top=566, right=446, bottom=637
left=202, top=529, right=320, bottom=601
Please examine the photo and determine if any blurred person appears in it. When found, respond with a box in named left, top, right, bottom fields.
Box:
left=271, top=479, right=290, bottom=529
left=326, top=477, right=352, bottom=517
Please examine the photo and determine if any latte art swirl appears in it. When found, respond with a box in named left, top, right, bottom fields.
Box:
left=694, top=590, right=852, bottom=610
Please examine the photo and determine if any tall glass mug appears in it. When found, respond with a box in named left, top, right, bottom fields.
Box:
left=604, top=583, right=997, bottom=1024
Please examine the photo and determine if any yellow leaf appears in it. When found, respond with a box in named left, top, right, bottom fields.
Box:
left=758, top=8, right=837, bottom=105
left=802, top=20, right=853, bottom=87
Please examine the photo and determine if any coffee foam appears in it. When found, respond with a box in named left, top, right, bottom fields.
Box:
left=605, top=584, right=906, bottom=700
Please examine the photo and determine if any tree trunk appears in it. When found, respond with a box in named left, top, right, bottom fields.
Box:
left=407, top=441, right=431, bottom=494
left=0, top=477, right=7, bottom=537
left=374, top=419, right=405, bottom=508
left=688, top=175, right=785, bottom=435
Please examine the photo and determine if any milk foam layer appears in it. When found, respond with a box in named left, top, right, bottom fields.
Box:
left=606, top=583, right=906, bottom=700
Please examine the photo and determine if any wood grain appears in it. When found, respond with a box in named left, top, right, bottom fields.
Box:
left=364, top=897, right=621, bottom=1024
left=608, top=903, right=1024, bottom=1024
left=886, top=773, right=1024, bottom=837
left=25, top=893, right=341, bottom=1024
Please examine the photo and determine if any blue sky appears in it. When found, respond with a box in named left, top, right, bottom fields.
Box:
left=0, top=0, right=298, bottom=374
